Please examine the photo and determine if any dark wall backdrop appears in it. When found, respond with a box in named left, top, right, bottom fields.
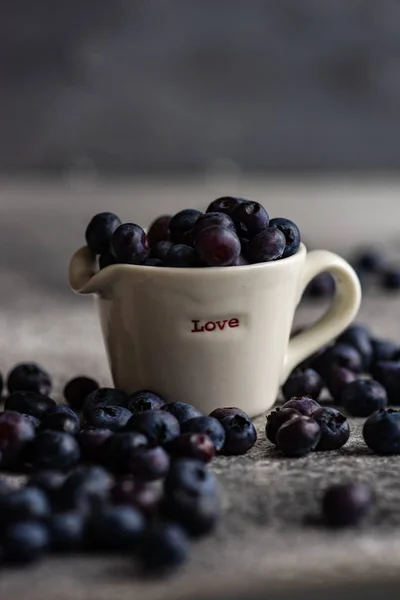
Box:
left=2, top=0, right=400, bottom=172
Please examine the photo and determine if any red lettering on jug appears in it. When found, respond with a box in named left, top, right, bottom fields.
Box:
left=191, top=320, right=205, bottom=333
left=216, top=320, right=228, bottom=331
left=229, top=318, right=239, bottom=328
left=205, top=321, right=216, bottom=331
left=191, top=318, right=240, bottom=333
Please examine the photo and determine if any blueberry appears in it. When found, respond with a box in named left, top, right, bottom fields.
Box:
left=209, top=407, right=248, bottom=420
left=161, top=401, right=203, bottom=425
left=110, top=223, right=149, bottom=264
left=21, top=413, right=41, bottom=429
left=112, top=478, right=162, bottom=517
left=219, top=414, right=257, bottom=455
left=195, top=225, right=241, bottom=267
left=322, top=482, right=372, bottom=527
left=354, top=248, right=385, bottom=274
left=0, top=410, right=36, bottom=468
left=363, top=408, right=400, bottom=454
left=49, top=511, right=85, bottom=551
left=31, top=431, right=81, bottom=472
left=322, top=344, right=363, bottom=374
left=370, top=361, right=400, bottom=402
left=60, top=465, right=113, bottom=512
left=147, top=215, right=172, bottom=247
left=276, top=416, right=321, bottom=457
left=312, top=407, right=350, bottom=451
left=180, top=228, right=195, bottom=247
left=165, top=244, right=199, bottom=267
left=162, top=489, right=220, bottom=537
left=85, top=212, right=121, bottom=254
left=82, top=387, right=127, bottom=418
left=269, top=217, right=301, bottom=258
left=342, top=379, right=387, bottom=417
left=281, top=396, right=321, bottom=417
left=248, top=227, right=286, bottom=263
left=265, top=408, right=301, bottom=445
left=86, top=505, right=145, bottom=551
left=382, top=268, right=400, bottom=290
left=44, top=405, right=78, bottom=419
left=127, top=390, right=165, bottom=413
left=206, top=196, right=245, bottom=217
left=304, top=272, right=335, bottom=298
left=169, top=209, right=202, bottom=243
left=182, top=416, right=225, bottom=451
left=27, top=470, right=66, bottom=501
left=164, top=458, right=217, bottom=497
left=0, top=487, right=51, bottom=524
left=128, top=445, right=170, bottom=481
left=231, top=254, right=249, bottom=266
left=5, top=391, right=56, bottom=418
left=150, top=240, right=174, bottom=261
left=78, top=428, right=112, bottom=463
left=40, top=410, right=80, bottom=435
left=101, top=432, right=149, bottom=474
left=326, top=366, right=358, bottom=403
left=64, top=376, right=99, bottom=410
left=282, top=368, right=323, bottom=401
left=126, top=410, right=180, bottom=446
left=99, top=250, right=117, bottom=270
left=138, top=523, right=189, bottom=572
left=232, top=201, right=269, bottom=236
left=336, top=324, right=372, bottom=371
left=167, top=433, right=215, bottom=463
left=194, top=212, right=235, bottom=236
left=7, top=363, right=52, bottom=396
left=371, top=338, right=400, bottom=364
left=83, top=405, right=132, bottom=432
left=3, top=521, right=50, bottom=563
left=144, top=258, right=164, bottom=267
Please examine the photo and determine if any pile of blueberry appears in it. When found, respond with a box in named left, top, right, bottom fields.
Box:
left=0, top=364, right=257, bottom=569
left=85, top=197, right=301, bottom=269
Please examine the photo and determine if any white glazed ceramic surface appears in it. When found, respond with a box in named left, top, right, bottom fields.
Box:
left=69, top=244, right=361, bottom=417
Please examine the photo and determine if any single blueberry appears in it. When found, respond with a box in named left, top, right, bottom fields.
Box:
left=363, top=408, right=400, bottom=454
left=7, top=363, right=52, bottom=396
left=30, top=431, right=81, bottom=472
left=353, top=248, right=386, bottom=274
left=322, top=482, right=372, bottom=527
left=162, top=489, right=221, bottom=537
left=164, top=458, right=218, bottom=497
left=382, top=268, right=400, bottom=290
left=371, top=361, right=400, bottom=404
left=86, top=505, right=145, bottom=551
left=322, top=344, right=363, bottom=374
left=247, top=227, right=286, bottom=263
left=85, top=212, right=121, bottom=254
left=269, top=217, right=301, bottom=258
left=161, top=401, right=203, bottom=425
left=126, top=410, right=180, bottom=446
left=64, top=376, right=99, bottom=410
left=326, top=366, right=358, bottom=403
left=336, top=324, right=372, bottom=371
left=0, top=486, right=51, bottom=524
left=82, top=387, right=127, bottom=418
left=101, top=432, right=149, bottom=474
left=165, top=244, right=199, bottom=267
left=276, top=416, right=321, bottom=457
left=49, top=511, right=86, bottom=551
left=110, top=223, right=149, bottom=264
left=169, top=209, right=202, bottom=243
left=194, top=212, right=235, bottom=236
left=209, top=406, right=248, bottom=421
left=312, top=407, right=350, bottom=451
left=342, top=379, right=387, bottom=417
left=83, top=405, right=132, bottom=432
left=219, top=414, right=257, bottom=455
left=0, top=410, right=36, bottom=468
left=206, top=196, right=246, bottom=217
left=60, top=465, right=113, bottom=512
left=144, top=258, right=164, bottom=267
left=150, top=240, right=174, bottom=261
left=232, top=201, right=269, bottom=237
left=78, top=428, right=112, bottom=463
left=21, top=413, right=41, bottom=429
left=27, top=470, right=66, bottom=502
left=282, top=368, right=323, bottom=401
left=180, top=228, right=195, bottom=247
left=371, top=338, right=400, bottom=364
left=138, top=522, right=189, bottom=572
left=147, top=215, right=172, bottom=247
left=182, top=416, right=225, bottom=451
left=304, top=272, right=335, bottom=298
left=40, top=411, right=80, bottom=435
left=5, top=391, right=56, bottom=419
left=281, top=396, right=321, bottom=417
left=112, top=478, right=162, bottom=518
left=99, top=250, right=117, bottom=270
left=127, top=390, right=165, bottom=413
left=195, top=225, right=241, bottom=267
left=128, top=445, right=170, bottom=481
left=231, top=254, right=249, bottom=266
left=3, top=521, right=50, bottom=563
left=43, top=405, right=78, bottom=419
left=265, top=408, right=301, bottom=445
left=166, top=433, right=215, bottom=463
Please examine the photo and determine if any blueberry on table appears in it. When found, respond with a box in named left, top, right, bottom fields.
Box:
left=86, top=505, right=145, bottom=551
left=382, top=268, right=400, bottom=290
left=0, top=410, right=36, bottom=468
left=128, top=445, right=170, bottom=481
left=60, top=465, right=113, bottom=512
left=194, top=225, right=241, bottom=267
left=269, top=217, right=301, bottom=258
left=363, top=408, right=400, bottom=455
left=64, top=376, right=99, bottom=410
left=5, top=391, right=56, bottom=419
left=99, top=250, right=117, bottom=270
left=110, top=223, right=149, bottom=265
left=169, top=209, right=202, bottom=243
left=126, top=410, right=180, bottom=446
left=353, top=248, right=385, bottom=274
left=78, top=428, right=112, bottom=463
left=282, top=368, right=323, bottom=401
left=336, top=324, right=372, bottom=371
left=218, top=414, right=257, bottom=455
left=322, top=344, right=363, bottom=374
left=371, top=339, right=400, bottom=364
left=101, top=432, right=149, bottom=474
left=7, top=362, right=52, bottom=396
left=326, top=366, right=358, bottom=403
left=304, top=272, right=335, bottom=298
left=194, top=212, right=236, bottom=236
left=82, top=405, right=132, bottom=432
left=206, top=196, right=246, bottom=217
left=161, top=401, right=203, bottom=425
left=322, top=482, right=372, bottom=527
left=112, top=478, right=162, bottom=517
left=164, top=458, right=217, bottom=497
left=85, top=212, right=121, bottom=254
left=165, top=244, right=199, bottom=268
left=0, top=486, right=51, bottom=524
left=27, top=470, right=66, bottom=500
left=151, top=240, right=174, bottom=261
left=276, top=416, right=321, bottom=457
left=232, top=201, right=269, bottom=236
left=281, top=396, right=321, bottom=417
left=312, top=407, right=350, bottom=451
left=182, top=416, right=225, bottom=451
left=49, top=511, right=85, bottom=551
left=247, top=227, right=286, bottom=263
left=265, top=408, right=301, bottom=445
left=342, top=379, right=387, bottom=418
left=43, top=405, right=79, bottom=420
left=167, top=433, right=215, bottom=463
left=147, top=215, right=172, bottom=247
left=162, top=487, right=221, bottom=537
left=3, top=521, right=50, bottom=564
left=370, top=360, right=400, bottom=403
left=82, top=387, right=127, bottom=418
left=40, top=411, right=80, bottom=435
left=138, top=522, right=189, bottom=572
left=127, top=390, right=165, bottom=413
left=30, top=431, right=81, bottom=472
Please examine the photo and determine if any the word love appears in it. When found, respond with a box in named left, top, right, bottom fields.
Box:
left=191, top=318, right=240, bottom=333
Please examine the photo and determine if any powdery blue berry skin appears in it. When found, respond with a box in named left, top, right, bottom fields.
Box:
left=312, top=407, right=350, bottom=451
left=322, top=482, right=372, bottom=527
left=111, top=478, right=162, bottom=518
left=7, top=362, right=52, bottom=396
left=305, top=272, right=335, bottom=298
left=336, top=324, right=372, bottom=371
left=5, top=391, right=56, bottom=419
left=165, top=244, right=199, bottom=268
left=126, top=410, right=180, bottom=447
left=49, top=511, right=86, bottom=551
left=326, top=366, right=358, bottom=404
left=276, top=416, right=321, bottom=457
left=128, top=446, right=170, bottom=482
left=0, top=410, right=36, bottom=468
left=164, top=458, right=218, bottom=498
left=182, top=416, right=226, bottom=451
left=110, top=223, right=149, bottom=265
left=138, top=522, right=189, bottom=572
left=101, top=432, right=149, bottom=475
left=195, top=225, right=241, bottom=267
left=161, top=401, right=203, bottom=425
left=342, top=379, right=387, bottom=418
left=127, top=391, right=165, bottom=413
left=354, top=248, right=386, bottom=274
left=322, top=344, right=363, bottom=375
left=371, top=338, right=400, bottom=364
left=30, top=431, right=81, bottom=472
left=82, top=388, right=127, bottom=418
left=40, top=412, right=80, bottom=435
left=27, top=470, right=66, bottom=501
left=269, top=217, right=300, bottom=258
left=281, top=396, right=321, bottom=417
left=371, top=361, right=400, bottom=404
left=60, top=465, right=113, bottom=513
left=63, top=376, right=99, bottom=411
left=150, top=240, right=174, bottom=261
left=82, top=405, right=133, bottom=432
left=3, top=521, right=50, bottom=564
left=363, top=408, right=400, bottom=455
left=147, top=215, right=172, bottom=247
left=232, top=201, right=270, bottom=237
left=206, top=196, right=246, bottom=217
left=85, top=212, right=121, bottom=255
left=166, top=433, right=215, bottom=463
left=247, top=227, right=286, bottom=263
left=0, top=486, right=51, bottom=525
left=265, top=408, right=301, bottom=445
left=219, top=414, right=257, bottom=456
left=162, top=488, right=221, bottom=537
left=282, top=368, right=323, bottom=401
left=86, top=505, right=145, bottom=551
left=169, top=209, right=202, bottom=243
left=78, top=428, right=113, bottom=463
left=194, top=212, right=236, bottom=236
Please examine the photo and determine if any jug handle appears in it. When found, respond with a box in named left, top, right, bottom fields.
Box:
left=69, top=246, right=100, bottom=294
